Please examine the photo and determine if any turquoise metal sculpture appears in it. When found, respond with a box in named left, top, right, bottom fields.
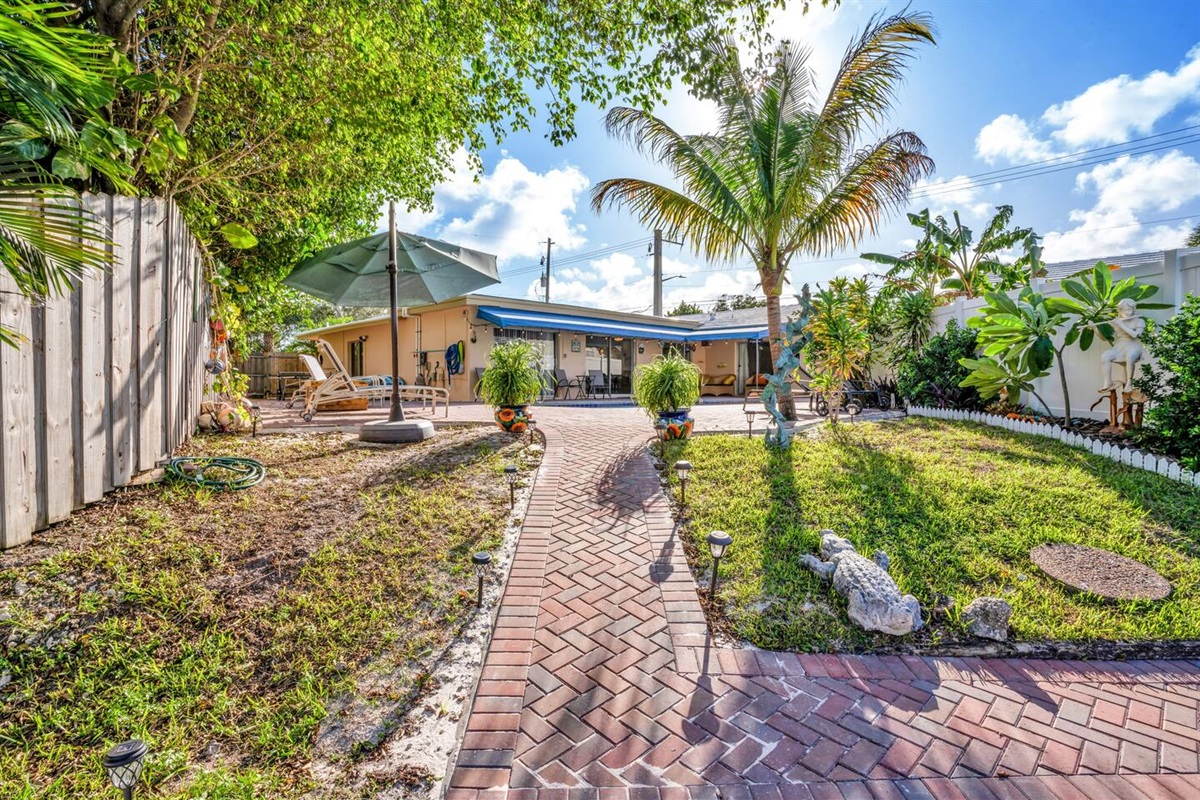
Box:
left=761, top=285, right=812, bottom=447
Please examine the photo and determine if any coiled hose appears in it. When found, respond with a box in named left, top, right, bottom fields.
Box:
left=164, top=456, right=266, bottom=491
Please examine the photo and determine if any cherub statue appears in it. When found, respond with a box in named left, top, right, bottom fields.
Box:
left=1093, top=298, right=1146, bottom=393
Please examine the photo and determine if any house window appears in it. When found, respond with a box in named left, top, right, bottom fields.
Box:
left=493, top=328, right=557, bottom=372
left=348, top=340, right=364, bottom=376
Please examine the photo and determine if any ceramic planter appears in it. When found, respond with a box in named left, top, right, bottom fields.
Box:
left=495, top=404, right=532, bottom=433
left=657, top=408, right=694, bottom=440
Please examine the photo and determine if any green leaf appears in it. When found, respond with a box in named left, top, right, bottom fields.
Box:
left=152, top=116, right=188, bottom=158
left=1079, top=326, right=1094, bottom=351
left=51, top=150, right=89, bottom=180
left=219, top=223, right=258, bottom=249
left=1030, top=336, right=1054, bottom=370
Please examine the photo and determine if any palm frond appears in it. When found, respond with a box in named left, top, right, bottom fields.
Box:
left=790, top=130, right=933, bottom=256
left=590, top=177, right=745, bottom=264
left=817, top=11, right=936, bottom=142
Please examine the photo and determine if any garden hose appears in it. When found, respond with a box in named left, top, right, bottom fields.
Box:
left=164, top=457, right=266, bottom=491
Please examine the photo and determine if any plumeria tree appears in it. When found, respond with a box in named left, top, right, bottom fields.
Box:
left=592, top=11, right=936, bottom=418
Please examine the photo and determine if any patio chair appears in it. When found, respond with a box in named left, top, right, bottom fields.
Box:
left=588, top=369, right=610, bottom=398
left=552, top=369, right=586, bottom=399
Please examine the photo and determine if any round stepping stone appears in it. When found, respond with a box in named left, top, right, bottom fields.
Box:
left=1030, top=544, right=1171, bottom=600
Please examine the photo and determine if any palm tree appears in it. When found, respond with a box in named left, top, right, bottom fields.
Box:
left=591, top=11, right=935, bottom=418
left=0, top=1, right=119, bottom=346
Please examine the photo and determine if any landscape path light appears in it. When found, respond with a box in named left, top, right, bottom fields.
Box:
left=472, top=551, right=492, bottom=607
left=104, top=739, right=148, bottom=800
left=674, top=460, right=692, bottom=505
left=744, top=409, right=756, bottom=438
left=527, top=418, right=537, bottom=446
left=707, top=530, right=734, bottom=595
left=654, top=419, right=668, bottom=459
left=505, top=464, right=518, bottom=508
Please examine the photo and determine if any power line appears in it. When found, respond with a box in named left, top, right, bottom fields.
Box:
left=908, top=134, right=1200, bottom=201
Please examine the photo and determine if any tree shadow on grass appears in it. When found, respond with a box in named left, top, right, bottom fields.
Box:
left=752, top=429, right=976, bottom=652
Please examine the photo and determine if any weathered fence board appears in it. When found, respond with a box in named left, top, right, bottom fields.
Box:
left=0, top=194, right=208, bottom=548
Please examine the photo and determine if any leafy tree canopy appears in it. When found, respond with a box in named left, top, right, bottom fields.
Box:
left=73, top=0, right=803, bottom=345
left=666, top=300, right=704, bottom=316
left=713, top=293, right=766, bottom=311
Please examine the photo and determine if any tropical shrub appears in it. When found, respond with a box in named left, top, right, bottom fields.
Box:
left=958, top=356, right=1052, bottom=416
left=804, top=278, right=872, bottom=423
left=633, top=354, right=700, bottom=417
left=475, top=341, right=546, bottom=407
left=895, top=320, right=983, bottom=410
left=1135, top=294, right=1200, bottom=470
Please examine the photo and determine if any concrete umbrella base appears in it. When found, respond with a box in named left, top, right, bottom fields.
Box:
left=359, top=419, right=435, bottom=443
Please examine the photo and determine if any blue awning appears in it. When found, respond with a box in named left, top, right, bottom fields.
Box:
left=686, top=325, right=769, bottom=341
left=476, top=306, right=691, bottom=341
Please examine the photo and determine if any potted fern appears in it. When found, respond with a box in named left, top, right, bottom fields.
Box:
left=633, top=354, right=701, bottom=440
left=476, top=340, right=548, bottom=433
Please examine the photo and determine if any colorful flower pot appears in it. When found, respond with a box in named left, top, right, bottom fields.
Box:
left=657, top=408, right=694, bottom=440
left=495, top=404, right=531, bottom=434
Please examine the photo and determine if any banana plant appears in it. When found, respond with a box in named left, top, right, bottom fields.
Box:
left=1050, top=261, right=1171, bottom=350
left=958, top=355, right=1052, bottom=417
left=862, top=205, right=1036, bottom=299
left=968, top=287, right=1074, bottom=421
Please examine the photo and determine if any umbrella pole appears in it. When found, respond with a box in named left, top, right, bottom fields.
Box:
left=388, top=201, right=405, bottom=422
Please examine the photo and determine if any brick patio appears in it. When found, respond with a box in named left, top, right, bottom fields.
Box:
left=443, top=410, right=1199, bottom=799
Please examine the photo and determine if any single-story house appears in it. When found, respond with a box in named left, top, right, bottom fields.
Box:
left=297, top=295, right=790, bottom=403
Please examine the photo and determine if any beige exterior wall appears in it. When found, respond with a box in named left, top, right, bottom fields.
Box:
left=299, top=296, right=771, bottom=402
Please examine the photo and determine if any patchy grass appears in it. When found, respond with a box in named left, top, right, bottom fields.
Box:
left=666, top=418, right=1200, bottom=653
left=0, top=427, right=539, bottom=799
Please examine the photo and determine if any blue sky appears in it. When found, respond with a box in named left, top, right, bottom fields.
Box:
left=384, top=0, right=1200, bottom=314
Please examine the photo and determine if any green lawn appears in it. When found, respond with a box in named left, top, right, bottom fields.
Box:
left=667, top=418, right=1200, bottom=652
left=0, top=427, right=537, bottom=799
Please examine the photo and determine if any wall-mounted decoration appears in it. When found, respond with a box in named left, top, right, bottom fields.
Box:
left=571, top=339, right=582, bottom=353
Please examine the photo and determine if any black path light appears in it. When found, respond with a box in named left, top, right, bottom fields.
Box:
left=527, top=418, right=538, bottom=446
left=707, top=530, right=734, bottom=595
left=472, top=551, right=492, bottom=607
left=653, top=419, right=668, bottom=460
left=103, top=739, right=148, bottom=800
left=744, top=409, right=756, bottom=438
left=504, top=464, right=518, bottom=508
left=674, top=460, right=692, bottom=505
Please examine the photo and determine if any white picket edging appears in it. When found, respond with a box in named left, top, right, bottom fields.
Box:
left=907, top=406, right=1200, bottom=489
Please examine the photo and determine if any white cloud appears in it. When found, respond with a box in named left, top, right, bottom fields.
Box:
left=975, top=114, right=1059, bottom=164
left=974, top=45, right=1200, bottom=165
left=438, top=157, right=590, bottom=260
left=375, top=151, right=590, bottom=263
left=908, top=174, right=993, bottom=219
left=1044, top=44, right=1200, bottom=147
left=1041, top=151, right=1200, bottom=261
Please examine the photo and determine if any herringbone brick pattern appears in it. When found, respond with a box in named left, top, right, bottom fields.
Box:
left=448, top=410, right=1200, bottom=799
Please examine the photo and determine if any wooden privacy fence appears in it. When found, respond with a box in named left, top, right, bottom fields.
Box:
left=0, top=194, right=209, bottom=548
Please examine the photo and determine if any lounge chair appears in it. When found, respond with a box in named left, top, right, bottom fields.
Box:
left=298, top=338, right=449, bottom=421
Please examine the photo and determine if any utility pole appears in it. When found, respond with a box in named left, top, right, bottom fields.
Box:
left=653, top=229, right=663, bottom=316
left=652, top=229, right=683, bottom=316
left=541, top=238, right=553, bottom=303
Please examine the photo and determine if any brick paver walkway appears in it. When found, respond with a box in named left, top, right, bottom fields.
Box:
left=447, top=412, right=1200, bottom=799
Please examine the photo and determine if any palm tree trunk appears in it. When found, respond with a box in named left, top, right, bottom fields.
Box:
left=763, top=271, right=796, bottom=420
